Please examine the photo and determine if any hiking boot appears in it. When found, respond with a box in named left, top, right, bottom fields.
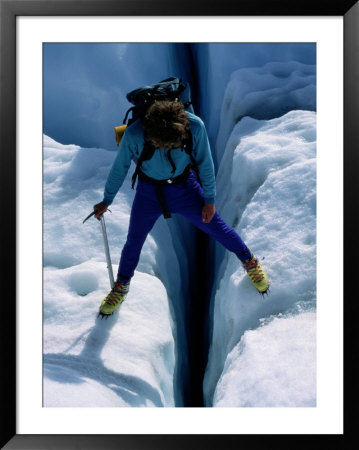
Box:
left=99, top=281, right=130, bottom=315
left=243, top=254, right=269, bottom=294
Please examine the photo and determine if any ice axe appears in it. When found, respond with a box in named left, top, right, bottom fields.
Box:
left=83, top=209, right=115, bottom=289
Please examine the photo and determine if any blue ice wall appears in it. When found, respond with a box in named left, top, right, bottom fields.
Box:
left=43, top=43, right=315, bottom=159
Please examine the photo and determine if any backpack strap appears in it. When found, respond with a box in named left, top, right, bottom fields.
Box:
left=131, top=140, right=156, bottom=189
left=132, top=141, right=177, bottom=190
left=155, top=185, right=171, bottom=219
left=132, top=127, right=202, bottom=190
left=167, top=148, right=176, bottom=175
left=182, top=129, right=202, bottom=186
left=123, top=106, right=135, bottom=125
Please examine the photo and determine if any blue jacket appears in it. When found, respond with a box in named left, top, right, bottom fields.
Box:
left=102, top=112, right=216, bottom=206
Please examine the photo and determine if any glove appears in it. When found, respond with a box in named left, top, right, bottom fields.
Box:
left=93, top=202, right=108, bottom=220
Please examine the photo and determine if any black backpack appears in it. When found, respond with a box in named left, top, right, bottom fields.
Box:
left=120, top=77, right=200, bottom=189
left=123, top=77, right=192, bottom=126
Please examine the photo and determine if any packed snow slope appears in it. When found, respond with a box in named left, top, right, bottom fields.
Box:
left=43, top=52, right=317, bottom=407
left=204, top=110, right=316, bottom=406
left=43, top=136, right=178, bottom=407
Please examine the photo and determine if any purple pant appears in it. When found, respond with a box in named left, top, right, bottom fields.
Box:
left=117, top=172, right=251, bottom=283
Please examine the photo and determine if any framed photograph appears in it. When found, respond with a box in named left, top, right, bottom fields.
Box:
left=1, top=0, right=356, bottom=448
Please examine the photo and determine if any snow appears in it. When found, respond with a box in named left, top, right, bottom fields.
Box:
left=43, top=137, right=176, bottom=407
left=43, top=45, right=317, bottom=410
left=215, top=62, right=316, bottom=166
left=204, top=110, right=316, bottom=406
left=44, top=267, right=175, bottom=407
left=212, top=311, right=316, bottom=407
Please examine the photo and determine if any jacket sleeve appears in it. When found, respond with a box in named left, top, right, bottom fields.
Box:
left=102, top=130, right=135, bottom=206
left=192, top=120, right=216, bottom=204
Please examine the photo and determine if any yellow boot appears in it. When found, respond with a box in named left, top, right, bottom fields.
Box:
left=243, top=254, right=269, bottom=294
left=99, top=281, right=130, bottom=316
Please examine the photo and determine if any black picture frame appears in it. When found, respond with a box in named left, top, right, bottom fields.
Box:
left=1, top=0, right=357, bottom=448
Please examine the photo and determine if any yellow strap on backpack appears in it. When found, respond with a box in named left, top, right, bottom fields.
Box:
left=114, top=125, right=127, bottom=146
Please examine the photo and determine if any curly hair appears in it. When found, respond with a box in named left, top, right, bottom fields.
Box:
left=142, top=100, right=190, bottom=148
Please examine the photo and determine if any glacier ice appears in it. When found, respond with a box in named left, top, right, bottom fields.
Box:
left=42, top=43, right=317, bottom=409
